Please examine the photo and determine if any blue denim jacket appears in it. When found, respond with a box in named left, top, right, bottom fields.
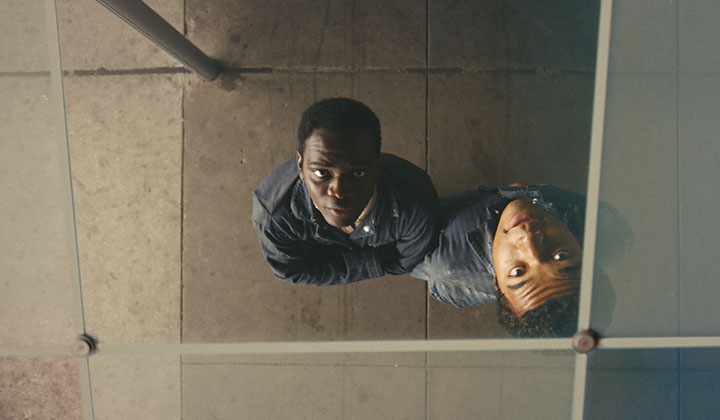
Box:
left=411, top=185, right=586, bottom=308
left=252, top=153, right=440, bottom=286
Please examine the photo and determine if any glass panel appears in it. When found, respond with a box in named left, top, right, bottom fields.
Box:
left=591, top=0, right=720, bottom=336
left=0, top=1, right=79, bottom=346
left=89, top=350, right=574, bottom=420
left=0, top=357, right=83, bottom=420
left=585, top=349, right=720, bottom=420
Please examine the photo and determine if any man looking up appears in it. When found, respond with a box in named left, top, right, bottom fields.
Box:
left=411, top=184, right=588, bottom=337
left=252, top=97, right=439, bottom=286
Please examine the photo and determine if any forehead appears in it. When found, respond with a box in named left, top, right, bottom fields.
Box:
left=302, top=129, right=378, bottom=165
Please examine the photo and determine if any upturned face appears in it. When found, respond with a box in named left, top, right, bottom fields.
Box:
left=297, top=128, right=380, bottom=228
left=492, top=199, right=582, bottom=316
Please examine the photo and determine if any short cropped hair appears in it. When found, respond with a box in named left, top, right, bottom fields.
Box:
left=297, top=97, right=381, bottom=155
left=495, top=288, right=579, bottom=338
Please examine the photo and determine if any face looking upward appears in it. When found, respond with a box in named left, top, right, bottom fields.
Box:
left=297, top=128, right=380, bottom=229
left=492, top=199, right=582, bottom=316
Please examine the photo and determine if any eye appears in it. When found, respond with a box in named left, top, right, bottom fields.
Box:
left=312, top=169, right=329, bottom=178
left=509, top=267, right=525, bottom=277
left=553, top=251, right=572, bottom=261
left=352, top=170, right=366, bottom=178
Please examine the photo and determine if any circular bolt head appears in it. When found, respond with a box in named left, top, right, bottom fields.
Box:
left=72, top=334, right=97, bottom=358
left=572, top=330, right=598, bottom=354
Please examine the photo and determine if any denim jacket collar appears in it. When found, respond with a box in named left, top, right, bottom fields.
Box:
left=289, top=174, right=400, bottom=240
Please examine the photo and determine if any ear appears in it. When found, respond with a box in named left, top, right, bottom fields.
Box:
left=296, top=151, right=304, bottom=180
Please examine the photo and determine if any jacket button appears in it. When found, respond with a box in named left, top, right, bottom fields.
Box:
left=363, top=226, right=371, bottom=233
left=532, top=198, right=539, bottom=204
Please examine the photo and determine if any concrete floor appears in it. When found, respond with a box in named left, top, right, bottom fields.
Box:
left=1, top=0, right=600, bottom=418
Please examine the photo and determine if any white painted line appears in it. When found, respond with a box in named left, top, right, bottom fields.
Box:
left=44, top=0, right=86, bottom=337
left=95, top=338, right=573, bottom=356
left=578, top=0, right=614, bottom=331
left=598, top=336, right=720, bottom=349
left=571, top=354, right=589, bottom=420
left=573, top=2, right=614, bottom=418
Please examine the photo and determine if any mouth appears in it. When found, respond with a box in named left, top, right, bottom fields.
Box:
left=506, top=212, right=540, bottom=233
left=329, top=207, right=355, bottom=217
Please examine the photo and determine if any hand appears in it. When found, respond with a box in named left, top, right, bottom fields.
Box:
left=376, top=242, right=400, bottom=267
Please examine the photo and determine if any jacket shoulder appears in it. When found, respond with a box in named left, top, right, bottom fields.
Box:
left=253, top=158, right=299, bottom=216
left=379, top=153, right=437, bottom=201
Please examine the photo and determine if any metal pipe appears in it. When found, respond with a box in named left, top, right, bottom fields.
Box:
left=96, top=0, right=221, bottom=80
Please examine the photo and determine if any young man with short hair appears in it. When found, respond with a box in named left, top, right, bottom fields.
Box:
left=252, top=97, right=440, bottom=286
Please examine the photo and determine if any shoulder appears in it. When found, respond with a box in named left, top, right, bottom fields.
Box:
left=252, top=158, right=300, bottom=222
left=378, top=153, right=437, bottom=202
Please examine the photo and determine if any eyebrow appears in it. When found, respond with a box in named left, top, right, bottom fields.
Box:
left=507, top=278, right=532, bottom=290
left=307, top=160, right=372, bottom=167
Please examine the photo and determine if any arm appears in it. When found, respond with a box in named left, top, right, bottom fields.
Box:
left=252, top=217, right=385, bottom=287
left=380, top=196, right=440, bottom=276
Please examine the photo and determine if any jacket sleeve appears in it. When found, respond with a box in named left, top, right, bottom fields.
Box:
left=252, top=198, right=385, bottom=286
left=381, top=184, right=440, bottom=275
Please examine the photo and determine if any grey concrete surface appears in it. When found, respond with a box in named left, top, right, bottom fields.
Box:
left=428, top=72, right=593, bottom=197
left=3, top=0, right=608, bottom=418
left=0, top=0, right=49, bottom=72
left=182, top=362, right=426, bottom=420
left=608, top=0, right=677, bottom=74
left=427, top=364, right=574, bottom=420
left=186, top=0, right=425, bottom=69
left=0, top=357, right=82, bottom=420
left=429, top=0, right=599, bottom=71
left=181, top=73, right=427, bottom=343
left=598, top=74, right=678, bottom=337
left=0, top=76, right=77, bottom=347
left=89, top=356, right=180, bottom=420
left=65, top=74, right=183, bottom=344
left=57, top=0, right=184, bottom=71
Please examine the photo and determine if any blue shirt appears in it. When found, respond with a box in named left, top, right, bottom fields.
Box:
left=411, top=185, right=587, bottom=308
left=252, top=153, right=440, bottom=286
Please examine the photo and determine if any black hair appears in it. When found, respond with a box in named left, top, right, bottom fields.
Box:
left=495, top=288, right=579, bottom=338
left=297, top=97, right=381, bottom=155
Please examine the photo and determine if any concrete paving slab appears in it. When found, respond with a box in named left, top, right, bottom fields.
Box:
left=89, top=355, right=180, bottom=420
left=182, top=362, right=425, bottom=420
left=186, top=0, right=425, bottom=69
left=678, top=75, right=720, bottom=336
left=64, top=74, right=183, bottom=344
left=0, top=76, right=77, bottom=346
left=182, top=73, right=427, bottom=343
left=0, top=357, right=82, bottom=420
left=427, top=350, right=573, bottom=368
left=57, top=0, right=183, bottom=71
left=679, top=0, right=720, bottom=74
left=585, top=369, right=678, bottom=420
left=427, top=300, right=510, bottom=339
left=427, top=362, right=574, bottom=420
left=0, top=0, right=50, bottom=72
left=599, top=74, right=678, bottom=337
left=679, top=370, right=720, bottom=420
left=429, top=0, right=599, bottom=71
left=428, top=72, right=593, bottom=196
left=609, top=0, right=677, bottom=75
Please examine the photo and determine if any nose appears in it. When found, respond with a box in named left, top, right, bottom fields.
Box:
left=519, top=231, right=544, bottom=261
left=327, top=175, right=350, bottom=199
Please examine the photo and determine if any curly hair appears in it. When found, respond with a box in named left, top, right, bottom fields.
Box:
left=297, top=97, right=381, bottom=155
left=495, top=288, right=579, bottom=338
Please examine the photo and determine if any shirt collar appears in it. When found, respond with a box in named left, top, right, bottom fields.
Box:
left=340, top=186, right=377, bottom=234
